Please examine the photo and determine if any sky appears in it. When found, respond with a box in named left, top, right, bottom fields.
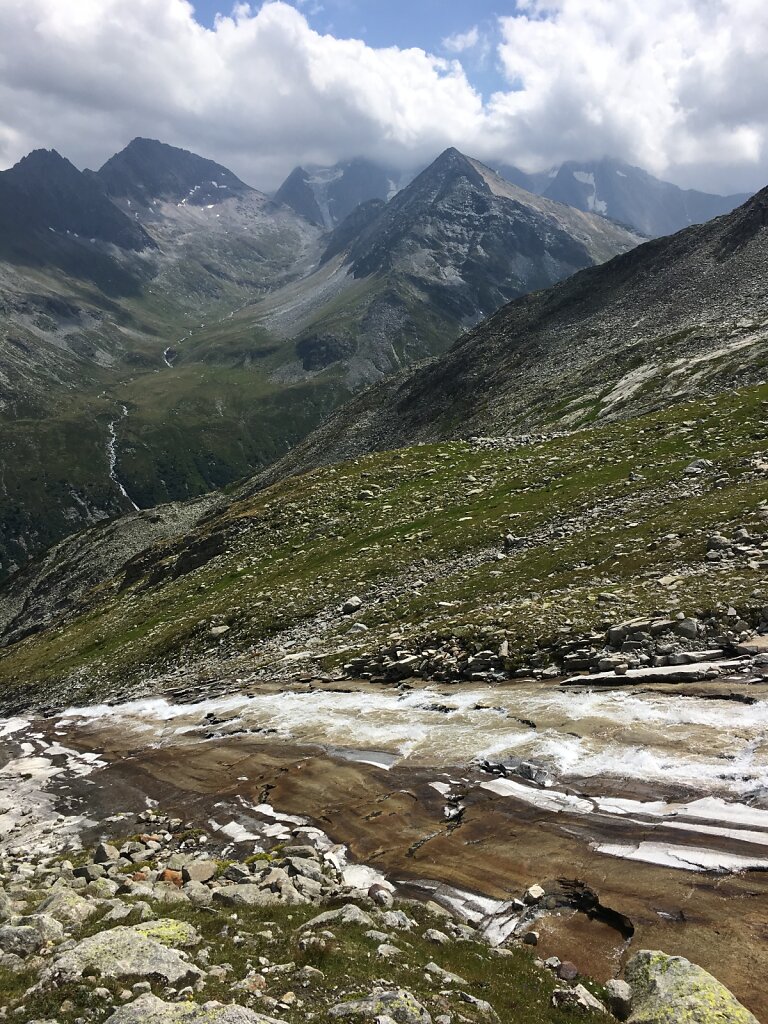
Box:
left=0, top=0, right=766, bottom=195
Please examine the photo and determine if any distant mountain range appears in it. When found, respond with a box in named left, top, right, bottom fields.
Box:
left=275, top=154, right=751, bottom=240
left=0, top=135, right=752, bottom=579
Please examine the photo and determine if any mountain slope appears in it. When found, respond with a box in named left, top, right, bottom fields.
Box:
left=258, top=186, right=768, bottom=479
left=515, top=157, right=751, bottom=238
left=1, top=374, right=766, bottom=710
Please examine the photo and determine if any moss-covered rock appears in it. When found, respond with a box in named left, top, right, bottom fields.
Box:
left=36, top=887, right=97, bottom=929
left=103, top=993, right=287, bottom=1023
left=328, top=987, right=432, bottom=1023
left=626, top=950, right=759, bottom=1024
left=45, top=925, right=202, bottom=985
left=131, top=918, right=200, bottom=948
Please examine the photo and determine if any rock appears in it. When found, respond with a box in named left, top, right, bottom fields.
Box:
left=684, top=459, right=714, bottom=475
left=524, top=884, right=545, bottom=904
left=37, top=887, right=98, bottom=929
left=285, top=857, right=325, bottom=884
left=625, top=950, right=759, bottom=1024
left=377, top=942, right=401, bottom=958
left=342, top=596, right=364, bottom=615
left=46, top=925, right=203, bottom=985
left=94, top=843, right=121, bottom=864
left=183, top=881, right=214, bottom=907
left=423, top=929, right=450, bottom=945
left=27, top=913, right=66, bottom=945
left=0, top=924, right=45, bottom=956
left=182, top=861, right=218, bottom=884
left=328, top=988, right=432, bottom=1023
left=379, top=910, right=415, bottom=931
left=212, top=885, right=281, bottom=909
left=299, top=904, right=375, bottom=931
left=605, top=979, right=632, bottom=1020
left=672, top=617, right=699, bottom=640
left=553, top=984, right=608, bottom=1014
left=131, top=919, right=200, bottom=948
left=424, top=962, right=468, bottom=986
left=102, top=993, right=286, bottom=1023
left=457, top=992, right=501, bottom=1021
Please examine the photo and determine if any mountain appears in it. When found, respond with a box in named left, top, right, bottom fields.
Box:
left=273, top=157, right=406, bottom=228
left=0, top=149, right=153, bottom=292
left=493, top=157, right=751, bottom=239
left=257, top=186, right=768, bottom=479
left=0, top=143, right=637, bottom=580
left=93, top=136, right=254, bottom=207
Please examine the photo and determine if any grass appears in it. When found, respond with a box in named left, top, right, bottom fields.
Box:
left=0, top=895, right=607, bottom=1024
left=1, top=379, right=767, bottom=706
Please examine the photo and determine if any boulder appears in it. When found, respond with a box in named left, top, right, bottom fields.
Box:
left=0, top=923, right=45, bottom=956
left=94, top=843, right=121, bottom=864
left=329, top=988, right=432, bottom=1023
left=605, top=979, right=633, bottom=1020
left=103, top=994, right=287, bottom=1023
left=625, top=950, right=759, bottom=1024
left=37, top=887, right=98, bottom=929
left=299, top=904, right=375, bottom=931
left=46, top=925, right=203, bottom=985
left=212, top=885, right=282, bottom=909
left=131, top=919, right=200, bottom=948
left=181, top=861, right=218, bottom=884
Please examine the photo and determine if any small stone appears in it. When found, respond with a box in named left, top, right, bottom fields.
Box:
left=557, top=961, right=579, bottom=981
left=523, top=884, right=545, bottom=904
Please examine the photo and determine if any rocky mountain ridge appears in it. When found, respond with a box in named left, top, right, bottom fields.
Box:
left=265, top=184, right=768, bottom=478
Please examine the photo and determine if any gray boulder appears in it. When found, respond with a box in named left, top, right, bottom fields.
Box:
left=329, top=988, right=431, bottom=1023
left=625, top=950, right=759, bottom=1023
left=46, top=925, right=202, bottom=985
left=0, top=924, right=45, bottom=956
left=103, top=994, right=287, bottom=1023
left=300, top=904, right=375, bottom=931
left=37, top=887, right=97, bottom=929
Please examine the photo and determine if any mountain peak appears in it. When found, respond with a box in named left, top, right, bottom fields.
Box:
left=95, top=138, right=254, bottom=207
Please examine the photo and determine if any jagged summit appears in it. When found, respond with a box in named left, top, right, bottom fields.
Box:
left=95, top=137, right=255, bottom=207
left=0, top=147, right=151, bottom=253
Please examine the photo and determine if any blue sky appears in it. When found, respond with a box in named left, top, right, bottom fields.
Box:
left=191, top=0, right=511, bottom=97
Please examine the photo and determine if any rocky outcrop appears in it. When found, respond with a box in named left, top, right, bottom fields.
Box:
left=625, top=950, right=760, bottom=1024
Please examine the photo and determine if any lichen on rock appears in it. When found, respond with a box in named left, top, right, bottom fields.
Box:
left=626, top=949, right=760, bottom=1024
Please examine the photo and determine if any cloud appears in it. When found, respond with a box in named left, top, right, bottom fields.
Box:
left=442, top=26, right=480, bottom=54
left=0, top=0, right=766, bottom=194
left=488, top=0, right=768, bottom=192
left=0, top=0, right=485, bottom=187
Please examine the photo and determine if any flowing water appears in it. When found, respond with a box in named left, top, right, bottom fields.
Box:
left=2, top=678, right=768, bottom=1013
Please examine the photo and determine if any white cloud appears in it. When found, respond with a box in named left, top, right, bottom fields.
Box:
left=487, top=0, right=768, bottom=192
left=0, top=0, right=766, bottom=194
left=442, top=26, right=480, bottom=54
left=0, top=0, right=485, bottom=187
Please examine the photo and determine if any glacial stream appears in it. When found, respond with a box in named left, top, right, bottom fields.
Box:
left=2, top=678, right=768, bottom=1011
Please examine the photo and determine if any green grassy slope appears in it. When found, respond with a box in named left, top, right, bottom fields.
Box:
left=1, top=381, right=766, bottom=708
